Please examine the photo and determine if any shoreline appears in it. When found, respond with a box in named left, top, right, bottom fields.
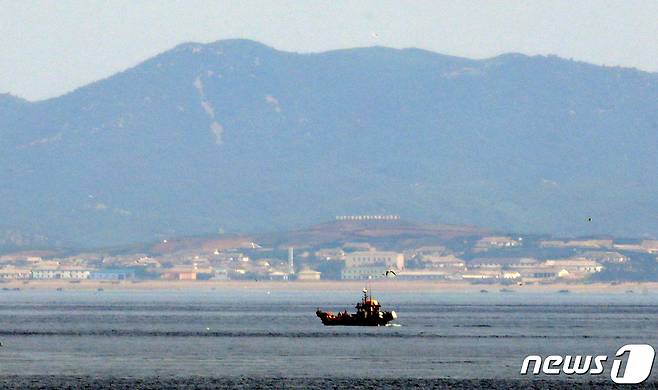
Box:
left=0, top=279, right=656, bottom=293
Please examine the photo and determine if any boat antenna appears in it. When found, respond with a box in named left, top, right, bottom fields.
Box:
left=366, top=277, right=372, bottom=300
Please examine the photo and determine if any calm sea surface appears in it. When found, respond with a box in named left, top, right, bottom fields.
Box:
left=0, top=288, right=656, bottom=386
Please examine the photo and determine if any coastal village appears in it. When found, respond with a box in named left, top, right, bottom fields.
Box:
left=1, top=217, right=657, bottom=286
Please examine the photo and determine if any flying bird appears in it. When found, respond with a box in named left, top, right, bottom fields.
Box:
left=384, top=269, right=397, bottom=277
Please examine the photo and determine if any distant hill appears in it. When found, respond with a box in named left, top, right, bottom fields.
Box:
left=1, top=39, right=657, bottom=247
left=256, top=218, right=486, bottom=250
left=140, top=218, right=485, bottom=256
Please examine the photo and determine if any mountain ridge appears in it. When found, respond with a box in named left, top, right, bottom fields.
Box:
left=11, top=39, right=657, bottom=103
left=2, top=39, right=657, bottom=247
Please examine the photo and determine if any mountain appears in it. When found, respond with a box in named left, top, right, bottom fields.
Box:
left=1, top=39, right=657, bottom=247
left=255, top=218, right=487, bottom=251
left=141, top=218, right=486, bottom=257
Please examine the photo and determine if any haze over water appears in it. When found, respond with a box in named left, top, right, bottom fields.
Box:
left=0, top=289, right=656, bottom=383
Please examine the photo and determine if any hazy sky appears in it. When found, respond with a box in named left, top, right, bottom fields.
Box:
left=2, top=1, right=657, bottom=101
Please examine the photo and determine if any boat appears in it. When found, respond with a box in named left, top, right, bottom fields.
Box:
left=315, top=288, right=397, bottom=326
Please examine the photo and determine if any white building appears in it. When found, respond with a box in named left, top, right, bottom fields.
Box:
left=544, top=258, right=603, bottom=273
left=344, top=251, right=404, bottom=269
left=31, top=269, right=59, bottom=280
left=0, top=267, right=31, bottom=280
left=212, top=269, right=229, bottom=280
left=297, top=269, right=322, bottom=281
left=31, top=269, right=91, bottom=280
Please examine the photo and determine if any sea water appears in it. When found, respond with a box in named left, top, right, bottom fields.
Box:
left=0, top=289, right=656, bottom=387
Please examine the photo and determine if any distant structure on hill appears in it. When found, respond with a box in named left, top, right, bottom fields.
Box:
left=335, top=215, right=400, bottom=221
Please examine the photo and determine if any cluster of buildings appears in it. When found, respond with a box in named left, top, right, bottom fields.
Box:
left=0, top=246, right=316, bottom=282
left=0, top=253, right=202, bottom=282
left=0, top=265, right=136, bottom=281
left=312, top=235, right=656, bottom=283
left=0, top=235, right=655, bottom=284
left=326, top=244, right=607, bottom=283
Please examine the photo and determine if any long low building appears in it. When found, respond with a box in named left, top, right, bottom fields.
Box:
left=544, top=258, right=603, bottom=273
left=0, top=266, right=135, bottom=280
left=32, top=269, right=91, bottom=280
left=392, top=269, right=449, bottom=280
left=0, top=267, right=31, bottom=280
left=344, top=251, right=404, bottom=269
left=461, top=270, right=502, bottom=280
left=90, top=268, right=136, bottom=280
left=341, top=266, right=390, bottom=280
left=420, top=254, right=465, bottom=269
left=297, top=269, right=322, bottom=281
